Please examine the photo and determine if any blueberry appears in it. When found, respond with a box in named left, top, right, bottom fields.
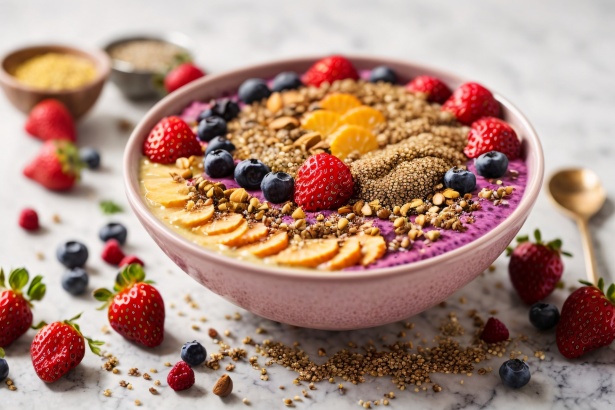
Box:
left=529, top=303, right=560, bottom=331
left=197, top=116, right=227, bottom=142
left=499, top=359, right=531, bottom=389
left=369, top=66, right=397, bottom=84
left=197, top=99, right=240, bottom=122
left=61, top=268, right=89, bottom=296
left=234, top=159, right=271, bottom=190
left=261, top=172, right=294, bottom=203
left=0, top=358, right=8, bottom=382
left=475, top=151, right=509, bottom=179
left=205, top=150, right=235, bottom=178
left=443, top=167, right=476, bottom=194
left=238, top=79, right=271, bottom=104
left=56, top=241, right=88, bottom=268
left=80, top=147, right=101, bottom=169
left=271, top=71, right=303, bottom=92
left=99, top=222, right=128, bottom=245
left=205, top=136, right=236, bottom=156
left=180, top=340, right=207, bottom=367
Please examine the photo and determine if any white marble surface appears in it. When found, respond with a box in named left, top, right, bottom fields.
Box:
left=1, top=0, right=614, bottom=409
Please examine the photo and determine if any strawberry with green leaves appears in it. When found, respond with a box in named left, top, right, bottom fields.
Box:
left=31, top=313, right=103, bottom=383
left=557, top=278, right=615, bottom=359
left=23, top=140, right=84, bottom=191
left=93, top=264, right=165, bottom=348
left=0, top=268, right=46, bottom=347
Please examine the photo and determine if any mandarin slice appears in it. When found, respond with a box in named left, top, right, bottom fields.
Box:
left=242, top=231, right=289, bottom=258
left=201, top=213, right=244, bottom=235
left=301, top=110, right=341, bottom=136
left=225, top=223, right=269, bottom=247
left=359, top=235, right=387, bottom=266
left=329, top=124, right=379, bottom=160
left=143, top=179, right=190, bottom=208
left=319, top=93, right=362, bottom=114
left=274, top=239, right=339, bottom=268
left=170, top=205, right=214, bottom=228
left=196, top=219, right=248, bottom=246
left=340, top=106, right=386, bottom=131
left=326, top=238, right=362, bottom=270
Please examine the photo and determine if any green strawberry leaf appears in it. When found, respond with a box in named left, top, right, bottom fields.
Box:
left=0, top=268, right=5, bottom=288
left=143, top=279, right=156, bottom=285
left=561, top=251, right=573, bottom=257
left=31, top=321, right=47, bottom=330
left=0, top=347, right=4, bottom=358
left=578, top=279, right=594, bottom=287
left=115, top=264, right=146, bottom=291
left=8, top=268, right=29, bottom=292
left=606, top=284, right=615, bottom=302
left=598, top=278, right=605, bottom=292
left=27, top=275, right=46, bottom=302
left=505, top=246, right=513, bottom=257
left=99, top=200, right=123, bottom=215
left=533, top=229, right=542, bottom=244
left=55, top=141, right=85, bottom=179
left=516, top=235, right=529, bottom=244
left=93, top=288, right=114, bottom=302
left=85, top=337, right=104, bottom=356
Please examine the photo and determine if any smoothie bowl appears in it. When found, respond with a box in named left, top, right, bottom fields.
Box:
left=124, top=55, right=543, bottom=330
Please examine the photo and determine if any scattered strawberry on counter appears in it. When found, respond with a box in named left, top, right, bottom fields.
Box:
left=23, top=140, right=84, bottom=191
left=25, top=99, right=76, bottom=142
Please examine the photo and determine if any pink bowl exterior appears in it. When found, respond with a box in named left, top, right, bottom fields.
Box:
left=124, top=55, right=544, bottom=330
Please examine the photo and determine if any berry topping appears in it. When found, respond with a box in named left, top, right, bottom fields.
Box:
left=197, top=99, right=240, bottom=122
left=79, top=147, right=101, bottom=170
left=442, top=82, right=500, bottom=125
left=443, top=167, right=476, bottom=194
left=180, top=340, right=207, bottom=367
left=143, top=116, right=202, bottom=164
left=475, top=150, right=509, bottom=178
left=56, top=240, right=89, bottom=268
left=529, top=302, right=560, bottom=331
left=61, top=268, right=89, bottom=296
left=23, top=140, right=83, bottom=191
left=205, top=136, right=236, bottom=156
left=25, top=99, right=76, bottom=142
left=406, top=75, right=452, bottom=104
left=271, top=71, right=303, bottom=92
left=99, top=222, right=128, bottom=245
left=465, top=117, right=521, bottom=160
left=205, top=149, right=235, bottom=178
left=234, top=159, right=271, bottom=190
left=481, top=317, right=509, bottom=343
left=167, top=361, right=195, bottom=391
left=369, top=66, right=397, bottom=84
left=294, top=153, right=354, bottom=211
left=164, top=63, right=205, bottom=93
left=261, top=172, right=295, bottom=204
left=499, top=359, right=530, bottom=389
left=0, top=348, right=8, bottom=382
left=119, top=255, right=144, bottom=267
left=238, top=78, right=271, bottom=104
left=101, top=239, right=125, bottom=266
left=197, top=116, right=227, bottom=142
left=18, top=208, right=40, bottom=231
left=303, top=55, right=359, bottom=87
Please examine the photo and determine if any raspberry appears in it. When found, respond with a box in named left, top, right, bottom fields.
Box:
left=481, top=317, right=510, bottom=343
left=18, top=208, right=40, bottom=231
left=101, top=239, right=125, bottom=265
left=167, top=361, right=195, bottom=391
left=119, top=255, right=144, bottom=267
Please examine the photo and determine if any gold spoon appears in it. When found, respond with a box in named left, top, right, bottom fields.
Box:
left=547, top=168, right=606, bottom=284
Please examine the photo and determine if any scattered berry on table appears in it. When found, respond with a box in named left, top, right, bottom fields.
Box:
left=164, top=63, right=205, bottom=93
left=167, top=361, right=195, bottom=391
left=443, top=167, right=476, bottom=194
left=465, top=117, right=521, bottom=160
left=261, top=172, right=295, bottom=204
left=529, top=302, right=560, bottom=331
left=56, top=240, right=89, bottom=268
left=475, top=150, right=509, bottom=178
left=197, top=116, right=227, bottom=142
left=143, top=116, right=202, bottom=164
left=180, top=340, right=207, bottom=367
left=302, top=55, right=359, bottom=87
left=25, top=99, right=76, bottom=142
left=119, top=255, right=144, bottom=267
left=23, top=140, right=83, bottom=191
left=79, top=147, right=101, bottom=169
left=101, top=239, right=125, bottom=266
left=271, top=71, right=303, bottom=92
left=205, top=150, right=235, bottom=178
left=205, top=136, right=236, bottom=156
left=197, top=99, right=240, bottom=122
left=234, top=159, right=271, bottom=190
left=480, top=317, right=509, bottom=343
left=61, top=268, right=89, bottom=296
left=369, top=66, right=397, bottom=84
left=406, top=75, right=452, bottom=104
left=499, top=359, right=531, bottom=389
left=441, top=82, right=500, bottom=125
left=18, top=208, right=40, bottom=231
left=0, top=348, right=8, bottom=382
left=294, top=153, right=354, bottom=211
left=238, top=78, right=271, bottom=104
left=99, top=222, right=128, bottom=245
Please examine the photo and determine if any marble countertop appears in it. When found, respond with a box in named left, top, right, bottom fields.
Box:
left=1, top=0, right=614, bottom=409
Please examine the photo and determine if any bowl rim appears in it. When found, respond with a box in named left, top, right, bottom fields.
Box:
left=0, top=43, right=111, bottom=94
left=124, top=54, right=544, bottom=281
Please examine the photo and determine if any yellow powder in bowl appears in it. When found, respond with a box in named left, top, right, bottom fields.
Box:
left=13, top=53, right=97, bottom=90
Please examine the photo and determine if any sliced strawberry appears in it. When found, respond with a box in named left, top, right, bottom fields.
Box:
left=294, top=153, right=354, bottom=211
left=465, top=117, right=521, bottom=160
left=303, top=56, right=359, bottom=87
left=143, top=116, right=202, bottom=164
left=25, top=99, right=76, bottom=142
left=23, top=140, right=83, bottom=191
left=406, top=75, right=452, bottom=104
left=442, top=82, right=500, bottom=125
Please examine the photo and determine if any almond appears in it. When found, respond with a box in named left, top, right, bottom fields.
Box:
left=269, top=116, right=299, bottom=130
left=267, top=92, right=283, bottom=113
left=293, top=132, right=322, bottom=150
left=213, top=374, right=233, bottom=397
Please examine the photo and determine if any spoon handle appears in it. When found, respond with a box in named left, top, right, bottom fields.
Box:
left=577, top=218, right=599, bottom=285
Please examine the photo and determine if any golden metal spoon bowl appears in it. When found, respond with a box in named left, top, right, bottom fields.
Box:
left=547, top=168, right=606, bottom=284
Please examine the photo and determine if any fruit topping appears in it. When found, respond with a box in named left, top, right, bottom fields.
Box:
left=25, top=99, right=76, bottom=142
left=327, top=238, right=362, bottom=270
left=202, top=213, right=244, bottom=235
left=79, top=147, right=101, bottom=169
left=23, top=140, right=83, bottom=191
left=319, top=93, right=362, bottom=114
left=205, top=149, right=235, bottom=178
left=339, top=106, right=386, bottom=131
left=356, top=235, right=387, bottom=266
left=442, top=82, right=500, bottom=125
left=198, top=99, right=240, bottom=122
left=234, top=159, right=271, bottom=190
left=465, top=117, right=521, bottom=160
left=529, top=302, right=560, bottom=331
left=238, top=78, right=271, bottom=104
left=119, top=255, right=145, bottom=267
left=475, top=150, right=509, bottom=178
left=274, top=238, right=339, bottom=268
left=303, top=55, right=359, bottom=87
left=101, top=239, right=125, bottom=266
left=99, top=222, right=128, bottom=245
left=329, top=125, right=379, bottom=160
left=369, top=66, right=397, bottom=84
left=170, top=205, right=214, bottom=228
left=271, top=71, right=303, bottom=92
left=205, top=136, right=236, bottom=155
left=294, top=153, right=354, bottom=211
left=167, top=361, right=195, bottom=391
left=406, top=75, right=452, bottom=104
left=61, top=268, right=89, bottom=296
left=197, top=116, right=227, bottom=142
left=18, top=208, right=40, bottom=231
left=499, top=359, right=530, bottom=389
left=143, top=116, right=202, bottom=164
left=226, top=223, right=269, bottom=248
left=164, top=62, right=205, bottom=93
left=241, top=231, right=289, bottom=257
left=443, top=167, right=476, bottom=194
left=197, top=219, right=248, bottom=246
left=480, top=317, right=509, bottom=343
left=301, top=110, right=341, bottom=136
left=56, top=240, right=89, bottom=268
left=261, top=172, right=295, bottom=203
left=181, top=340, right=207, bottom=366
left=143, top=178, right=191, bottom=208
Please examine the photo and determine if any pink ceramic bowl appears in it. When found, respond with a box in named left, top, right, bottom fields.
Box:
left=124, top=55, right=544, bottom=330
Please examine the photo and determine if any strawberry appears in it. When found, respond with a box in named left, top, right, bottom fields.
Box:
left=507, top=229, right=570, bottom=305
left=119, top=255, right=144, bottom=267
left=18, top=208, right=40, bottom=231
left=143, top=116, right=203, bottom=164
left=302, top=55, right=359, bottom=87
left=0, top=268, right=46, bottom=347
left=164, top=63, right=205, bottom=93
left=481, top=317, right=510, bottom=343
left=167, top=361, right=195, bottom=391
left=23, top=140, right=83, bottom=191
left=406, top=75, right=452, bottom=104
left=30, top=313, right=103, bottom=383
left=294, top=153, right=354, bottom=211
left=101, top=239, right=125, bottom=265
left=465, top=117, right=522, bottom=160
left=557, top=278, right=615, bottom=359
left=25, top=99, right=76, bottom=142
left=441, top=82, right=500, bottom=125
left=93, top=264, right=165, bottom=347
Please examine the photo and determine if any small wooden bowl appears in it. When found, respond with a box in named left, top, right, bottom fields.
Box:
left=0, top=44, right=111, bottom=120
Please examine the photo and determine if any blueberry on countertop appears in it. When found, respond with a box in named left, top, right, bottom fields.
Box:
left=56, top=241, right=88, bottom=268
left=369, top=66, right=397, bottom=84
left=234, top=159, right=271, bottom=190
left=443, top=167, right=476, bottom=194
left=181, top=340, right=207, bottom=367
left=475, top=151, right=509, bottom=179
left=238, top=79, right=271, bottom=104
left=271, top=71, right=303, bottom=92
left=205, top=150, right=235, bottom=178
left=0, top=355, right=8, bottom=382
left=197, top=98, right=240, bottom=122
left=205, top=136, right=236, bottom=156
left=261, top=172, right=295, bottom=203
left=80, top=147, right=101, bottom=169
left=99, top=222, right=128, bottom=245
left=499, top=359, right=531, bottom=389
left=61, top=268, right=89, bottom=296
left=529, top=303, right=560, bottom=331
left=197, top=116, right=227, bottom=142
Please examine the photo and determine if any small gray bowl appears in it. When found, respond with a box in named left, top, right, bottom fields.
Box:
left=103, top=32, right=192, bottom=100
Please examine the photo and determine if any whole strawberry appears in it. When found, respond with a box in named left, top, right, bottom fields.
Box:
left=25, top=99, right=76, bottom=142
left=442, top=82, right=500, bottom=125
left=31, top=313, right=103, bottom=383
left=557, top=278, right=615, bottom=359
left=508, top=230, right=570, bottom=305
left=167, top=361, right=195, bottom=391
left=143, top=116, right=202, bottom=164
left=294, top=153, right=354, bottom=211
left=0, top=268, right=46, bottom=347
left=303, top=55, right=359, bottom=87
left=465, top=117, right=521, bottom=160
left=93, top=264, right=165, bottom=347
left=164, top=63, right=205, bottom=93
left=406, top=75, right=452, bottom=104
left=23, top=140, right=83, bottom=191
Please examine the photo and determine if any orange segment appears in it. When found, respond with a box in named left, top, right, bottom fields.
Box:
left=301, top=110, right=341, bottom=136
left=274, top=239, right=339, bottom=268
left=201, top=213, right=244, bottom=235
left=326, top=238, right=362, bottom=270
left=226, top=223, right=269, bottom=247
left=340, top=106, right=386, bottom=131
left=171, top=205, right=214, bottom=228
left=359, top=235, right=386, bottom=266
left=242, top=231, right=289, bottom=257
left=329, top=125, right=379, bottom=160
left=196, top=219, right=248, bottom=246
left=319, top=93, right=362, bottom=114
